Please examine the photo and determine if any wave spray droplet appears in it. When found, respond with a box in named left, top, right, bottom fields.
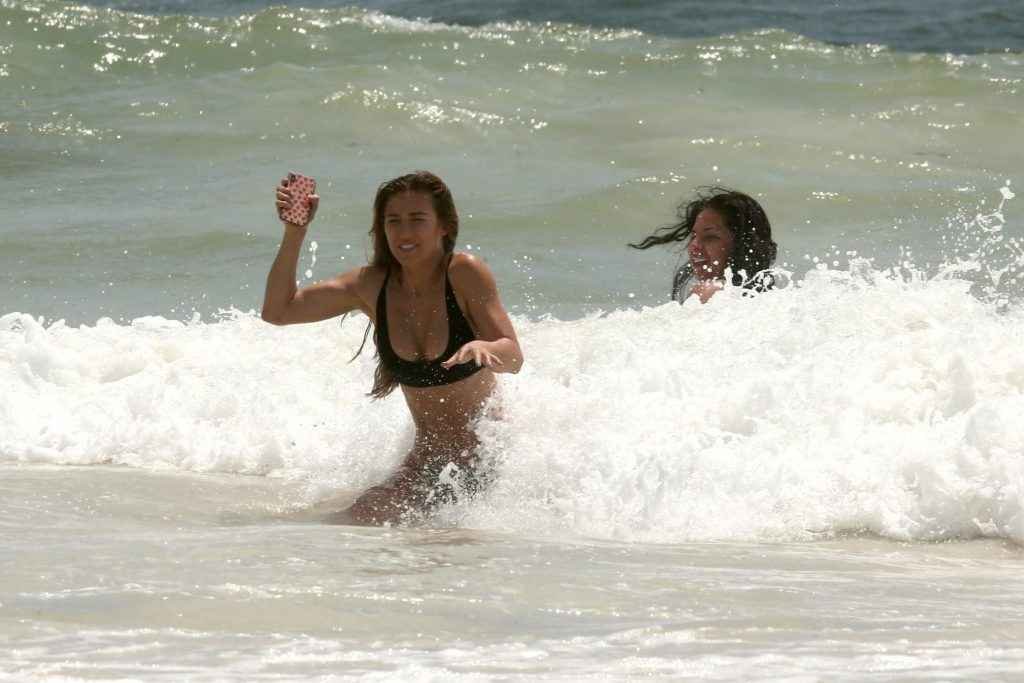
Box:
left=305, top=240, right=319, bottom=280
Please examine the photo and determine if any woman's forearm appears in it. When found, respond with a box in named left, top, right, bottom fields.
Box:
left=261, top=227, right=307, bottom=324
left=484, top=338, right=523, bottom=374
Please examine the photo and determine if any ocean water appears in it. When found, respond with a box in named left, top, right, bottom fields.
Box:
left=2, top=0, right=1024, bottom=679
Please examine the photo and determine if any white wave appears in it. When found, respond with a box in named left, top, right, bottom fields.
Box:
left=0, top=311, right=412, bottom=490
left=461, top=270, right=1024, bottom=544
left=2, top=265, right=1023, bottom=544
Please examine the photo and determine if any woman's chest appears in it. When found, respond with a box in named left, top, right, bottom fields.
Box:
left=386, top=295, right=451, bottom=361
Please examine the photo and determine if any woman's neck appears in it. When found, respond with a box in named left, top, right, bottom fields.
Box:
left=396, top=253, right=447, bottom=295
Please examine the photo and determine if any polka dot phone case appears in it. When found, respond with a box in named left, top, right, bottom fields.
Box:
left=279, top=172, right=316, bottom=227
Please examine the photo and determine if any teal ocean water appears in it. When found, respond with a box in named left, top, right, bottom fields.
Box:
left=2, top=1, right=1024, bottom=679
left=2, top=0, right=1021, bottom=323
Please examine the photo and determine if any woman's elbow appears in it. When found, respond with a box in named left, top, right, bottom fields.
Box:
left=506, top=348, right=524, bottom=374
left=261, top=308, right=286, bottom=325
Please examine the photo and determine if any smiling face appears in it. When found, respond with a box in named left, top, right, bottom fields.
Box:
left=687, top=209, right=735, bottom=280
left=382, top=191, right=449, bottom=265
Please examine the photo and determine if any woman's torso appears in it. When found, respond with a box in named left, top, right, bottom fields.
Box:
left=353, top=256, right=496, bottom=440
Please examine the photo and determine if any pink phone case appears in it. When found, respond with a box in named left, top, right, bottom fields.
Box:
left=279, top=172, right=316, bottom=226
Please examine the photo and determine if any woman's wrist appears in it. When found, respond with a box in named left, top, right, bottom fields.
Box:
left=282, top=222, right=308, bottom=238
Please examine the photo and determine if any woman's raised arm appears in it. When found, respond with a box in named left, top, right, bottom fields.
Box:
left=262, top=179, right=367, bottom=325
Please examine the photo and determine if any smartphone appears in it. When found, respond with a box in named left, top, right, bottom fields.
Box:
left=279, top=172, right=317, bottom=227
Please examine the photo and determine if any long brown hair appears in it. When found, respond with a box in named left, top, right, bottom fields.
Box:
left=353, top=171, right=460, bottom=399
left=630, top=187, right=777, bottom=295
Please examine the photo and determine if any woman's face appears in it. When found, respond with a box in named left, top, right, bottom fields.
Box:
left=687, top=209, right=735, bottom=280
left=383, top=191, right=448, bottom=265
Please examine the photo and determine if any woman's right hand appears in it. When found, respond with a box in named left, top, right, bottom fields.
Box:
left=275, top=177, right=319, bottom=230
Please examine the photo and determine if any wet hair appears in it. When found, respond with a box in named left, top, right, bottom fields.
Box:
left=629, top=187, right=778, bottom=297
left=368, top=171, right=459, bottom=274
left=352, top=171, right=460, bottom=399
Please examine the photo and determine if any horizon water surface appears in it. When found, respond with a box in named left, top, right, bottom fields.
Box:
left=2, top=0, right=1024, bottom=680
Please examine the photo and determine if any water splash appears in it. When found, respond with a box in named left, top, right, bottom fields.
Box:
left=932, top=182, right=1020, bottom=308
left=304, top=239, right=318, bottom=281
left=3, top=260, right=1022, bottom=544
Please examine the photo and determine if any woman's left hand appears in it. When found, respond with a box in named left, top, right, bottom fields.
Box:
left=442, top=341, right=503, bottom=369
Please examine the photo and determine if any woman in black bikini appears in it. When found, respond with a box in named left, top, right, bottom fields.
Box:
left=262, top=171, right=523, bottom=525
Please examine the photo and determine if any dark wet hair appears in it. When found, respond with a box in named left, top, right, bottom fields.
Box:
left=352, top=171, right=459, bottom=399
left=630, top=187, right=778, bottom=296
left=368, top=171, right=459, bottom=274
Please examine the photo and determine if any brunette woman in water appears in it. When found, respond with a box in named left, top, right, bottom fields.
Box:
left=630, top=187, right=778, bottom=303
left=262, top=171, right=523, bottom=525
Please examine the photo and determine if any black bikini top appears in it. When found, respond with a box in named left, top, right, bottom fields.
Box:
left=374, top=265, right=482, bottom=388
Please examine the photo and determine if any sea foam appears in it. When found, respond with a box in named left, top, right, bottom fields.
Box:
left=2, top=264, right=1022, bottom=544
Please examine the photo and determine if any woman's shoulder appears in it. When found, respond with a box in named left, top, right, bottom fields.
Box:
left=344, top=264, right=388, bottom=300
left=448, top=252, right=493, bottom=279
left=448, top=252, right=498, bottom=294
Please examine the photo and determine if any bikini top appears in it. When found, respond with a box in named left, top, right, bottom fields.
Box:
left=374, top=265, right=482, bottom=388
